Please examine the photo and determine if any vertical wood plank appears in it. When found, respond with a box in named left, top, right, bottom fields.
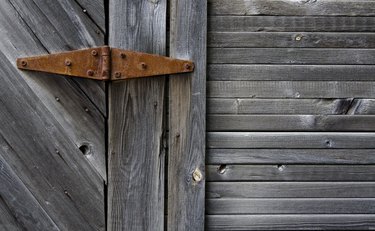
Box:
left=168, top=0, right=207, bottom=230
left=107, top=0, right=166, bottom=230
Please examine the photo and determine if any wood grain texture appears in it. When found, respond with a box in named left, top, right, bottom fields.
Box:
left=209, top=16, right=375, bottom=32
left=75, top=0, right=105, bottom=31
left=208, top=132, right=375, bottom=149
left=209, top=32, right=375, bottom=48
left=209, top=48, right=375, bottom=64
left=206, top=198, right=375, bottom=214
left=107, top=0, right=166, bottom=230
left=207, top=99, right=353, bottom=114
left=207, top=149, right=375, bottom=164
left=207, top=182, right=375, bottom=198
left=5, top=0, right=106, bottom=179
left=208, top=81, right=375, bottom=98
left=168, top=0, right=207, bottom=230
left=207, top=165, right=375, bottom=181
left=208, top=115, right=375, bottom=131
left=208, top=65, right=375, bottom=81
left=0, top=197, right=23, bottom=231
left=0, top=1, right=105, bottom=230
left=208, top=0, right=375, bottom=16
left=206, top=215, right=375, bottom=230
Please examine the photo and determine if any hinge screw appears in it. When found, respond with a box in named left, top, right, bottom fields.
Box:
left=114, top=72, right=122, bottom=78
left=65, top=59, right=72, bottom=66
left=87, top=70, right=94, bottom=76
left=184, top=63, right=192, bottom=71
left=21, top=60, right=27, bottom=67
left=140, top=62, right=147, bottom=70
left=91, top=50, right=98, bottom=56
left=120, top=53, right=126, bottom=59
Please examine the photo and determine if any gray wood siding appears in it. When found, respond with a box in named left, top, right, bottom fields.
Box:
left=207, top=0, right=375, bottom=230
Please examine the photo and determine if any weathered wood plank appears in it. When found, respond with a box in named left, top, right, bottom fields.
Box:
left=206, top=198, right=375, bottom=214
left=208, top=132, right=375, bottom=149
left=208, top=0, right=375, bottom=16
left=75, top=0, right=105, bottom=31
left=207, top=182, right=375, bottom=198
left=208, top=81, right=375, bottom=98
left=208, top=115, right=375, bottom=131
left=209, top=48, right=375, bottom=64
left=168, top=0, right=207, bottom=230
left=208, top=65, right=375, bottom=81
left=206, top=215, right=375, bottom=230
left=0, top=152, right=58, bottom=231
left=5, top=0, right=106, bottom=179
left=209, top=16, right=375, bottom=32
left=207, top=165, right=375, bottom=181
left=207, top=99, right=352, bottom=114
left=207, top=149, right=375, bottom=164
left=107, top=0, right=166, bottom=230
left=209, top=32, right=375, bottom=48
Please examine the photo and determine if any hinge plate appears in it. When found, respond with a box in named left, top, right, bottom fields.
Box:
left=16, top=46, right=194, bottom=81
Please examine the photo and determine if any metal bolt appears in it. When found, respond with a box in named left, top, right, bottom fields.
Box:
left=65, top=59, right=72, bottom=66
left=55, top=97, right=60, bottom=102
left=87, top=70, right=94, bottom=76
left=114, top=72, right=122, bottom=78
left=91, top=50, right=98, bottom=56
left=192, top=168, right=203, bottom=182
left=120, top=53, right=126, bottom=59
left=140, top=62, right=147, bottom=70
left=184, top=63, right=192, bottom=71
left=21, top=60, right=27, bottom=67
left=295, top=35, right=302, bottom=41
left=84, top=107, right=89, bottom=112
left=83, top=9, right=87, bottom=13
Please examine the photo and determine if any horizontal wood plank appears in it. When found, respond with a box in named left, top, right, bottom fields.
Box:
left=209, top=16, right=375, bottom=32
left=207, top=99, right=353, bottom=114
left=206, top=198, right=375, bottom=214
left=208, top=65, right=375, bottom=81
left=209, top=32, right=375, bottom=48
left=206, top=215, right=375, bottom=230
left=207, top=182, right=375, bottom=198
left=208, top=115, right=375, bottom=131
left=208, top=81, right=375, bottom=98
left=208, top=0, right=375, bottom=16
left=207, top=149, right=375, bottom=164
left=209, top=48, right=375, bottom=64
left=207, top=165, right=375, bottom=181
left=207, top=132, right=375, bottom=149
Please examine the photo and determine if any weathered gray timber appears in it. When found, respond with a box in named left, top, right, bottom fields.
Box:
left=207, top=182, right=375, bottom=198
left=0, top=0, right=105, bottom=230
left=208, top=0, right=375, bottom=16
left=107, top=0, right=166, bottom=230
left=207, top=149, right=375, bottom=164
left=168, top=0, right=207, bottom=230
left=208, top=65, right=375, bottom=81
left=206, top=215, right=375, bottom=230
left=210, top=16, right=375, bottom=32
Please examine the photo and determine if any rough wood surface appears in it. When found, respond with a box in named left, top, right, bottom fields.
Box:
left=208, top=115, right=375, bottom=131
left=207, top=198, right=375, bottom=214
left=207, top=165, right=375, bottom=181
left=208, top=0, right=375, bottom=16
left=210, top=16, right=375, bottom=32
left=208, top=65, right=375, bottom=81
left=206, top=215, right=375, bottom=230
left=75, top=0, right=105, bottom=31
left=207, top=149, right=375, bottom=164
left=209, top=32, right=375, bottom=48
left=207, top=182, right=375, bottom=198
left=208, top=81, right=375, bottom=98
left=107, top=0, right=166, bottom=230
left=168, top=0, right=207, bottom=230
left=0, top=0, right=105, bottom=230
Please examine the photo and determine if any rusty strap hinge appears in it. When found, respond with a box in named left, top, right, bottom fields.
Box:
left=16, top=46, right=194, bottom=81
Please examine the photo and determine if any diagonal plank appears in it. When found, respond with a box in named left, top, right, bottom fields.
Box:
left=3, top=0, right=106, bottom=180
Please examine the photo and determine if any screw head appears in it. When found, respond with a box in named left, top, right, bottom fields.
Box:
left=184, top=63, right=192, bottom=71
left=65, top=59, right=72, bottom=66
left=21, top=60, right=27, bottom=67
left=120, top=53, right=126, bottom=59
left=91, top=50, right=98, bottom=56
left=114, top=72, right=122, bottom=78
left=140, top=62, right=147, bottom=70
left=295, top=35, right=302, bottom=41
left=192, top=168, right=203, bottom=183
left=87, top=70, right=94, bottom=76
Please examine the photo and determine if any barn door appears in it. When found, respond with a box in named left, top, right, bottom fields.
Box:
left=206, top=0, right=375, bottom=230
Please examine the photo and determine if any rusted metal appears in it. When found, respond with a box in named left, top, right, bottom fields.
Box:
left=16, top=46, right=194, bottom=81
